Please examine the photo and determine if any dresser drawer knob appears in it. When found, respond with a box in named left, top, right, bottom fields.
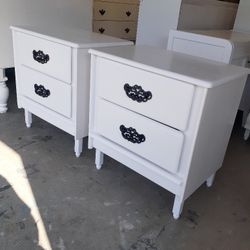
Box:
left=34, top=84, right=50, bottom=98
left=124, top=83, right=152, bottom=103
left=120, top=125, right=146, bottom=144
left=99, top=28, right=105, bottom=34
left=33, top=50, right=50, bottom=64
left=99, top=9, right=106, bottom=15
left=124, top=28, right=130, bottom=33
left=126, top=11, right=131, bottom=17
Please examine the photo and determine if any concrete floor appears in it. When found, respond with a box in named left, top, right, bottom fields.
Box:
left=0, top=70, right=250, bottom=250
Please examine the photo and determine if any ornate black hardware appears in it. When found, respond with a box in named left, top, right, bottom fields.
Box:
left=34, top=84, right=50, bottom=98
left=124, top=83, right=152, bottom=103
left=33, top=50, right=50, bottom=64
left=124, top=28, right=130, bottom=33
left=99, top=28, right=105, bottom=34
left=120, top=125, right=145, bottom=144
left=99, top=9, right=106, bottom=15
left=126, top=11, right=131, bottom=17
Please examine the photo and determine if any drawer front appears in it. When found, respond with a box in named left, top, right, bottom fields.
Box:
left=95, top=58, right=195, bottom=131
left=20, top=66, right=72, bottom=118
left=16, top=32, right=72, bottom=84
left=95, top=99, right=184, bottom=173
left=94, top=2, right=139, bottom=21
left=93, top=21, right=137, bottom=40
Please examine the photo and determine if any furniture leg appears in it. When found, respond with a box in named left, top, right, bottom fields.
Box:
left=244, top=129, right=250, bottom=141
left=172, top=195, right=184, bottom=220
left=74, top=138, right=83, bottom=158
left=95, top=149, right=104, bottom=170
left=0, top=68, right=9, bottom=113
left=206, top=173, right=215, bottom=187
left=24, top=109, right=32, bottom=128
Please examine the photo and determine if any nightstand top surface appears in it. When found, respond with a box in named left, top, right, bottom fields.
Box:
left=89, top=45, right=249, bottom=88
left=10, top=25, right=133, bottom=48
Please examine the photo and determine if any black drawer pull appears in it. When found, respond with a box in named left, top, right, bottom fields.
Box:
left=120, top=125, right=145, bottom=144
left=33, top=50, right=50, bottom=64
left=99, top=28, right=105, bottom=34
left=99, top=9, right=106, bottom=15
left=124, top=28, right=130, bottom=33
left=126, top=11, right=131, bottom=17
left=34, top=84, right=50, bottom=98
left=124, top=83, right=152, bottom=103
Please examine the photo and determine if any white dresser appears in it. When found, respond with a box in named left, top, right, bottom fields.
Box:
left=11, top=25, right=132, bottom=157
left=168, top=29, right=250, bottom=126
left=88, top=45, right=249, bottom=219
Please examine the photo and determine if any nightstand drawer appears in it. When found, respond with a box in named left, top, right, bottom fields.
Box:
left=20, top=66, right=72, bottom=118
left=96, top=57, right=194, bottom=131
left=95, top=99, right=184, bottom=173
left=16, top=32, right=72, bottom=83
left=94, top=2, right=139, bottom=21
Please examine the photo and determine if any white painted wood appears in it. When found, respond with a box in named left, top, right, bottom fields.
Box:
left=206, top=173, right=215, bottom=188
left=172, top=195, right=184, bottom=220
left=0, top=0, right=93, bottom=69
left=95, top=99, right=184, bottom=173
left=20, top=66, right=72, bottom=118
left=244, top=112, right=250, bottom=140
left=0, top=69, right=9, bottom=113
left=74, top=138, right=83, bottom=158
left=167, top=29, right=250, bottom=126
left=89, top=45, right=248, bottom=218
left=95, top=149, right=104, bottom=170
left=244, top=129, right=250, bottom=141
left=16, top=32, right=72, bottom=84
left=95, top=57, right=194, bottom=130
left=24, top=109, right=32, bottom=128
left=12, top=25, right=132, bottom=156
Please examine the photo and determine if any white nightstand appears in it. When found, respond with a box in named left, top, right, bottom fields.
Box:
left=11, top=25, right=132, bottom=157
left=88, top=45, right=249, bottom=219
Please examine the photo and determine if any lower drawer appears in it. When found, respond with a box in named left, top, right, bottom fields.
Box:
left=20, top=66, right=72, bottom=118
left=93, top=21, right=137, bottom=40
left=94, top=99, right=184, bottom=173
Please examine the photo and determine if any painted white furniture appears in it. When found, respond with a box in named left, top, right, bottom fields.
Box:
left=168, top=29, right=250, bottom=126
left=0, top=0, right=93, bottom=113
left=136, top=0, right=238, bottom=48
left=11, top=25, right=132, bottom=157
left=88, top=45, right=249, bottom=219
left=244, top=113, right=250, bottom=140
left=234, top=0, right=250, bottom=33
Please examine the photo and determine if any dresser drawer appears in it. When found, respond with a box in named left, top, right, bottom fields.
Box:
left=93, top=21, right=137, bottom=40
left=95, top=58, right=194, bottom=131
left=95, top=99, right=184, bottom=173
left=20, top=66, right=72, bottom=118
left=16, top=32, right=72, bottom=84
left=94, top=2, right=139, bottom=21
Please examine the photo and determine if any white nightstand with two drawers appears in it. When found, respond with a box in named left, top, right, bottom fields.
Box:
left=88, top=45, right=249, bottom=219
left=11, top=25, right=132, bottom=157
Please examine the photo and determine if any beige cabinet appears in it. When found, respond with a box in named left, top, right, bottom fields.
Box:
left=93, top=0, right=139, bottom=40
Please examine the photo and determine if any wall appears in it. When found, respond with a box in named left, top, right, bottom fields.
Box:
left=0, top=0, right=92, bottom=68
left=234, top=0, right=250, bottom=32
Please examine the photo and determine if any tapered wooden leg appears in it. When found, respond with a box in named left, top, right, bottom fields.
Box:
left=0, top=68, right=9, bottom=113
left=95, top=149, right=104, bottom=170
left=24, top=109, right=32, bottom=128
left=74, top=138, right=83, bottom=158
left=244, top=129, right=250, bottom=141
left=172, top=195, right=184, bottom=219
left=206, top=173, right=215, bottom=187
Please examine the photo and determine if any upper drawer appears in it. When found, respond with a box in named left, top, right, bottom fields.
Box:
left=93, top=2, right=139, bottom=21
left=95, top=99, right=184, bottom=174
left=95, top=57, right=195, bottom=131
left=15, top=32, right=72, bottom=84
left=93, top=21, right=137, bottom=40
left=20, top=66, right=72, bottom=118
